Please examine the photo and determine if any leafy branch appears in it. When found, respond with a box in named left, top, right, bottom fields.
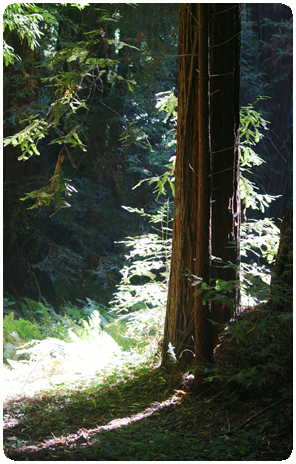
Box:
left=3, top=3, right=56, bottom=66
left=3, top=116, right=48, bottom=160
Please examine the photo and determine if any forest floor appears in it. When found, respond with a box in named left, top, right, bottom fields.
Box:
left=4, top=360, right=292, bottom=461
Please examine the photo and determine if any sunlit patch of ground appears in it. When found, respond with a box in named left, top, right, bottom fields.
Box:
left=4, top=364, right=292, bottom=461
left=3, top=330, right=125, bottom=402
left=4, top=393, right=180, bottom=457
left=3, top=304, right=292, bottom=460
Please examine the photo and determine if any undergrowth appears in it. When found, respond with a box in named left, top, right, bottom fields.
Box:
left=3, top=295, right=163, bottom=402
left=203, top=306, right=292, bottom=395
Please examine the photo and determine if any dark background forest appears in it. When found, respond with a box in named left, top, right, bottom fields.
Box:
left=3, top=3, right=292, bottom=310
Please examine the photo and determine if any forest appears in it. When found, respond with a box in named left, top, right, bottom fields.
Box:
left=3, top=3, right=293, bottom=461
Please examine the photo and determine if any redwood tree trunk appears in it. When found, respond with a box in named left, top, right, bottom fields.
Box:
left=162, top=4, right=212, bottom=383
left=162, top=4, right=241, bottom=391
left=209, top=3, right=241, bottom=344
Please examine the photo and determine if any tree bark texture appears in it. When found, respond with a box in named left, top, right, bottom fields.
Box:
left=162, top=4, right=241, bottom=390
left=209, top=4, right=241, bottom=343
left=162, top=4, right=212, bottom=380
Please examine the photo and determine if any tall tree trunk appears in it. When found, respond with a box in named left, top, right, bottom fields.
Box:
left=162, top=4, right=212, bottom=386
left=193, top=4, right=212, bottom=390
left=162, top=4, right=241, bottom=391
left=209, top=4, right=241, bottom=344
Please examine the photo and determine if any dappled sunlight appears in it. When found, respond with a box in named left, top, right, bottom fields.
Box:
left=4, top=363, right=182, bottom=458
left=4, top=390, right=181, bottom=456
left=3, top=325, right=124, bottom=402
left=3, top=305, right=162, bottom=405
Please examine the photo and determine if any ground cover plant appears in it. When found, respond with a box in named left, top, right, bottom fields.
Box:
left=3, top=309, right=293, bottom=461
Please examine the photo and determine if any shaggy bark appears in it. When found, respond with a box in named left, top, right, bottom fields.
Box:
left=162, top=4, right=241, bottom=391
left=162, top=4, right=212, bottom=380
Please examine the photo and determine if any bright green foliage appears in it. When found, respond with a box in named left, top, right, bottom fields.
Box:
left=241, top=219, right=280, bottom=264
left=3, top=298, right=75, bottom=364
left=239, top=101, right=280, bottom=304
left=240, top=101, right=280, bottom=214
left=3, top=5, right=144, bottom=215
left=3, top=297, right=124, bottom=393
left=110, top=203, right=172, bottom=354
left=20, top=171, right=76, bottom=216
left=3, top=312, right=42, bottom=344
left=155, top=89, right=178, bottom=125
left=3, top=3, right=55, bottom=65
left=3, top=116, right=48, bottom=159
left=240, top=100, right=269, bottom=144
left=3, top=311, right=43, bottom=364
